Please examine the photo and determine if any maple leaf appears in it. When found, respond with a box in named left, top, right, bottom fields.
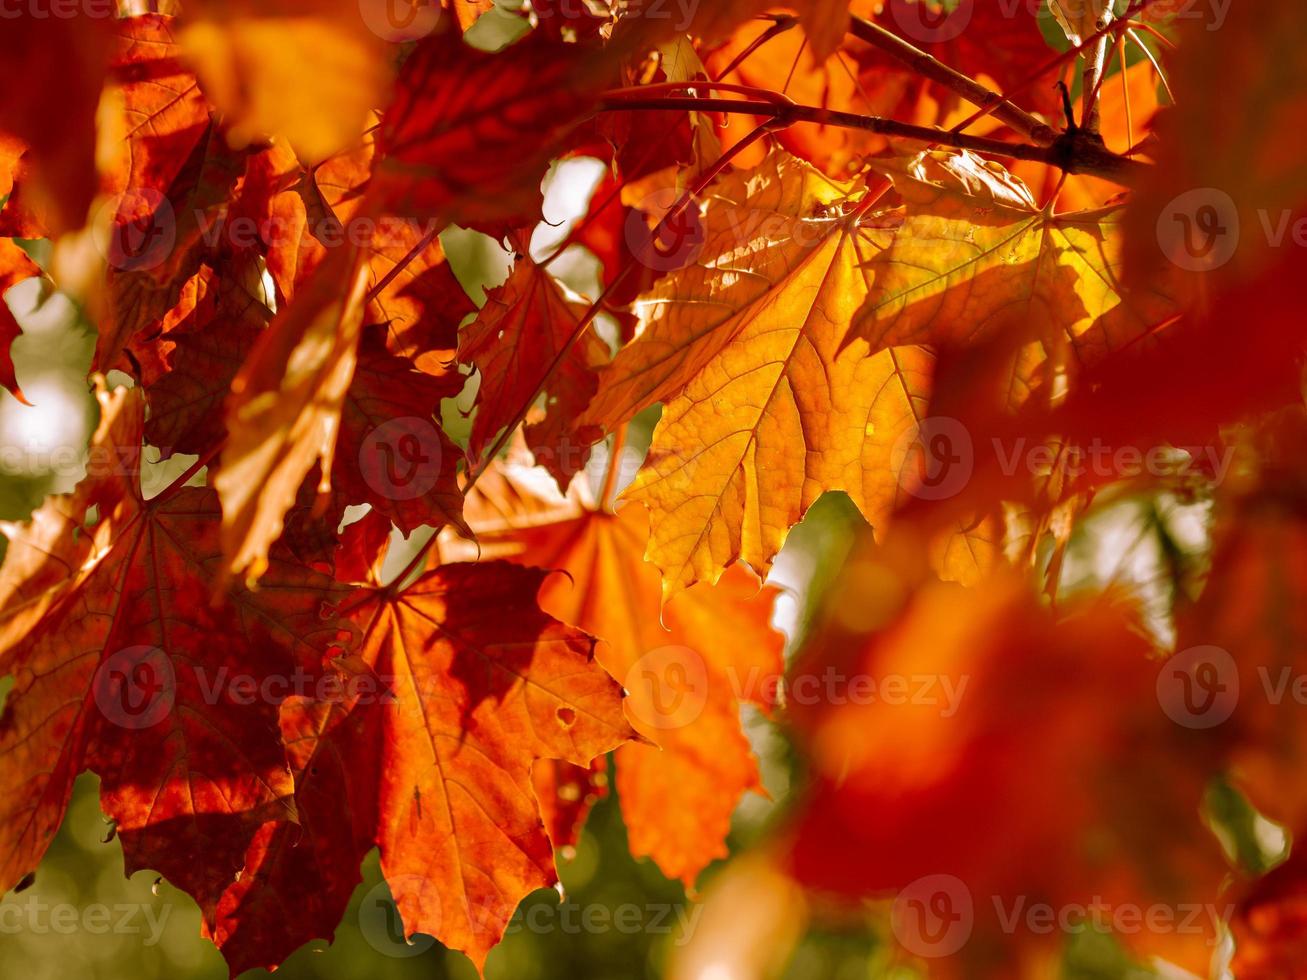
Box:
left=177, top=0, right=391, bottom=164
left=439, top=461, right=785, bottom=884
left=849, top=150, right=1178, bottom=370
left=216, top=249, right=372, bottom=583
left=0, top=381, right=352, bottom=934
left=242, top=130, right=474, bottom=360
left=332, top=327, right=467, bottom=535
left=533, top=758, right=609, bottom=853
left=0, top=135, right=43, bottom=238
left=132, top=261, right=270, bottom=458
left=210, top=133, right=471, bottom=574
left=0, top=12, right=110, bottom=233
left=1011, top=2, right=1307, bottom=460
left=785, top=549, right=1232, bottom=975
left=1117, top=0, right=1307, bottom=436
left=0, top=238, right=40, bottom=404
left=95, top=16, right=251, bottom=375
left=325, top=561, right=636, bottom=970
left=203, top=674, right=380, bottom=976
left=371, top=30, right=614, bottom=231
left=109, top=15, right=213, bottom=202
left=460, top=256, right=608, bottom=490
left=579, top=148, right=990, bottom=599
left=6, top=2, right=1307, bottom=975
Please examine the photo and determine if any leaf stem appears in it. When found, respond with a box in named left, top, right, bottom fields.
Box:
left=598, top=427, right=627, bottom=513
left=153, top=443, right=223, bottom=504
left=715, top=14, right=800, bottom=81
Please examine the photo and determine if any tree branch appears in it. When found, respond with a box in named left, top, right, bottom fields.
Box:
left=598, top=94, right=1149, bottom=185
left=847, top=15, right=1059, bottom=146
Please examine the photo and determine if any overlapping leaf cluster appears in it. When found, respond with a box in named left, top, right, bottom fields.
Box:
left=1, top=1, right=1305, bottom=977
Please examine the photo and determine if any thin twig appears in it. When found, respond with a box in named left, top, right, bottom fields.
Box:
left=363, top=223, right=441, bottom=305
left=1117, top=34, right=1134, bottom=155
left=716, top=14, right=800, bottom=81
left=1081, top=11, right=1115, bottom=133
left=598, top=427, right=628, bottom=512
left=1126, top=28, right=1176, bottom=103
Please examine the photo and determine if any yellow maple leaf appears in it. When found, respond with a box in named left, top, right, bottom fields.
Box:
left=581, top=149, right=990, bottom=600
left=851, top=150, right=1177, bottom=370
